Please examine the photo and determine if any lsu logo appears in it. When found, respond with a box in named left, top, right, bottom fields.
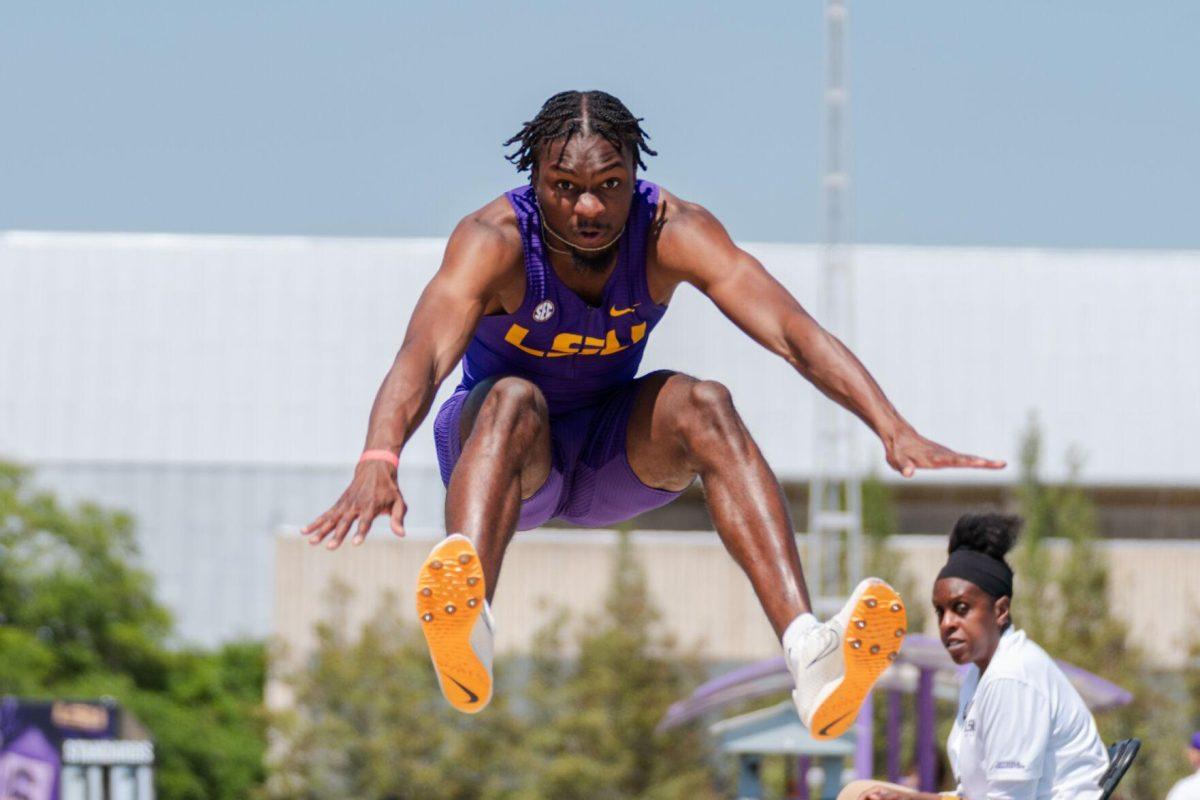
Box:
left=504, top=322, right=646, bottom=358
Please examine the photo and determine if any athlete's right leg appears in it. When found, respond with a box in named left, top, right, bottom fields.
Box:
left=445, top=375, right=553, bottom=601
left=419, top=376, right=553, bottom=713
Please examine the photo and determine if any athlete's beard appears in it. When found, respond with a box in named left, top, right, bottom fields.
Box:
left=569, top=241, right=619, bottom=273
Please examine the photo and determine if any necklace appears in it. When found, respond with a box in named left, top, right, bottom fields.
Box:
left=538, top=224, right=575, bottom=256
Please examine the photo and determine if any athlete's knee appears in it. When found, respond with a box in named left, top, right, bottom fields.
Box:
left=485, top=376, right=546, bottom=412
left=676, top=379, right=749, bottom=458
left=475, top=377, right=548, bottom=442
left=680, top=379, right=738, bottom=432
left=689, top=379, right=735, bottom=415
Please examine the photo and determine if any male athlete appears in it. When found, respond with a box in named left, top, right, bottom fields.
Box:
left=303, top=90, right=1004, bottom=738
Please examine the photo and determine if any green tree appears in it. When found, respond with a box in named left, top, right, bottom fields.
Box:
left=1187, top=639, right=1200, bottom=733
left=1011, top=422, right=1186, bottom=800
left=862, top=472, right=897, bottom=582
left=0, top=463, right=172, bottom=686
left=265, top=583, right=533, bottom=800
left=521, top=531, right=720, bottom=800
left=862, top=473, right=926, bottom=632
left=268, top=533, right=720, bottom=799
left=1013, top=428, right=1128, bottom=671
left=0, top=462, right=265, bottom=799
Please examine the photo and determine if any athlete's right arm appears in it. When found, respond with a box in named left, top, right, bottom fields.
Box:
left=302, top=210, right=519, bottom=550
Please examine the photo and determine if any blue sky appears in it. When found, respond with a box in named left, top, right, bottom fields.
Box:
left=3, top=2, right=1197, bottom=247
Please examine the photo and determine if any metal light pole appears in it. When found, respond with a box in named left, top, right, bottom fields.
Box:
left=808, top=0, right=863, bottom=616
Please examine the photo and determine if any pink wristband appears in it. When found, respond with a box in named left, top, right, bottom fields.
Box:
left=359, top=449, right=399, bottom=468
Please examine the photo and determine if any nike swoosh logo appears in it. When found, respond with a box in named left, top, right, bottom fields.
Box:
left=609, top=304, right=639, bottom=317
left=806, top=633, right=839, bottom=668
left=443, top=673, right=479, bottom=704
left=818, top=709, right=854, bottom=737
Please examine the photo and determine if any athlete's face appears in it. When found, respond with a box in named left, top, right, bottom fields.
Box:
left=933, top=577, right=1011, bottom=670
left=533, top=134, right=635, bottom=259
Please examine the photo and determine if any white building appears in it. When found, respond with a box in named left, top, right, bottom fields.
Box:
left=3, top=230, right=1198, bottom=645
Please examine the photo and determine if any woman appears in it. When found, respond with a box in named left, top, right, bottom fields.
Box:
left=840, top=513, right=1109, bottom=800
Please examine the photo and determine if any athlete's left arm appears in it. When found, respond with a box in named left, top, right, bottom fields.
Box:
left=654, top=195, right=1004, bottom=476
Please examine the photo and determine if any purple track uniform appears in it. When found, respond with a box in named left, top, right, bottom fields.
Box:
left=434, top=179, right=685, bottom=529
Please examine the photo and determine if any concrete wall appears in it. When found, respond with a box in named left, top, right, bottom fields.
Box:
left=272, top=529, right=1200, bottom=680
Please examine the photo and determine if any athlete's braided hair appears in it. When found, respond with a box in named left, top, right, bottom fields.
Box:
left=503, top=90, right=657, bottom=174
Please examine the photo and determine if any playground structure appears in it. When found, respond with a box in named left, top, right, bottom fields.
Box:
left=660, top=634, right=1134, bottom=799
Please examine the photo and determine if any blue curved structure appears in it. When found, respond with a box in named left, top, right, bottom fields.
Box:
left=660, top=633, right=1132, bottom=798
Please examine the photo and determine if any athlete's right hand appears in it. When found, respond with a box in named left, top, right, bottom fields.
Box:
left=301, top=461, right=407, bottom=549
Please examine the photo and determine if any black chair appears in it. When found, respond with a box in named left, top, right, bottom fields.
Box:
left=1098, top=738, right=1141, bottom=800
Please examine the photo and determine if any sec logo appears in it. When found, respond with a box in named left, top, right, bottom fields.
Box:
left=532, top=299, right=556, bottom=323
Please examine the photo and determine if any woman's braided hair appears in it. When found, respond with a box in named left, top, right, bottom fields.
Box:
left=503, top=90, right=656, bottom=174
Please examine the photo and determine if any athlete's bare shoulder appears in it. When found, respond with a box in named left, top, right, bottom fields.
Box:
left=441, top=195, right=526, bottom=312
left=446, top=195, right=524, bottom=274
left=647, top=187, right=740, bottom=300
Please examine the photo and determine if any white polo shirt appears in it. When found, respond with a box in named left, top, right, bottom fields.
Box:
left=1166, top=769, right=1200, bottom=800
left=946, top=628, right=1108, bottom=800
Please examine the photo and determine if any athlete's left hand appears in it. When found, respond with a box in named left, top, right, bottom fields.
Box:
left=883, top=426, right=1005, bottom=478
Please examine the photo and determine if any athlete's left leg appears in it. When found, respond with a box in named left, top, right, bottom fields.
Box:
left=624, top=371, right=811, bottom=636
left=623, top=371, right=906, bottom=739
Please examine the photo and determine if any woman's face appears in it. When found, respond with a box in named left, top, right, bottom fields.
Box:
left=932, top=577, right=1010, bottom=669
